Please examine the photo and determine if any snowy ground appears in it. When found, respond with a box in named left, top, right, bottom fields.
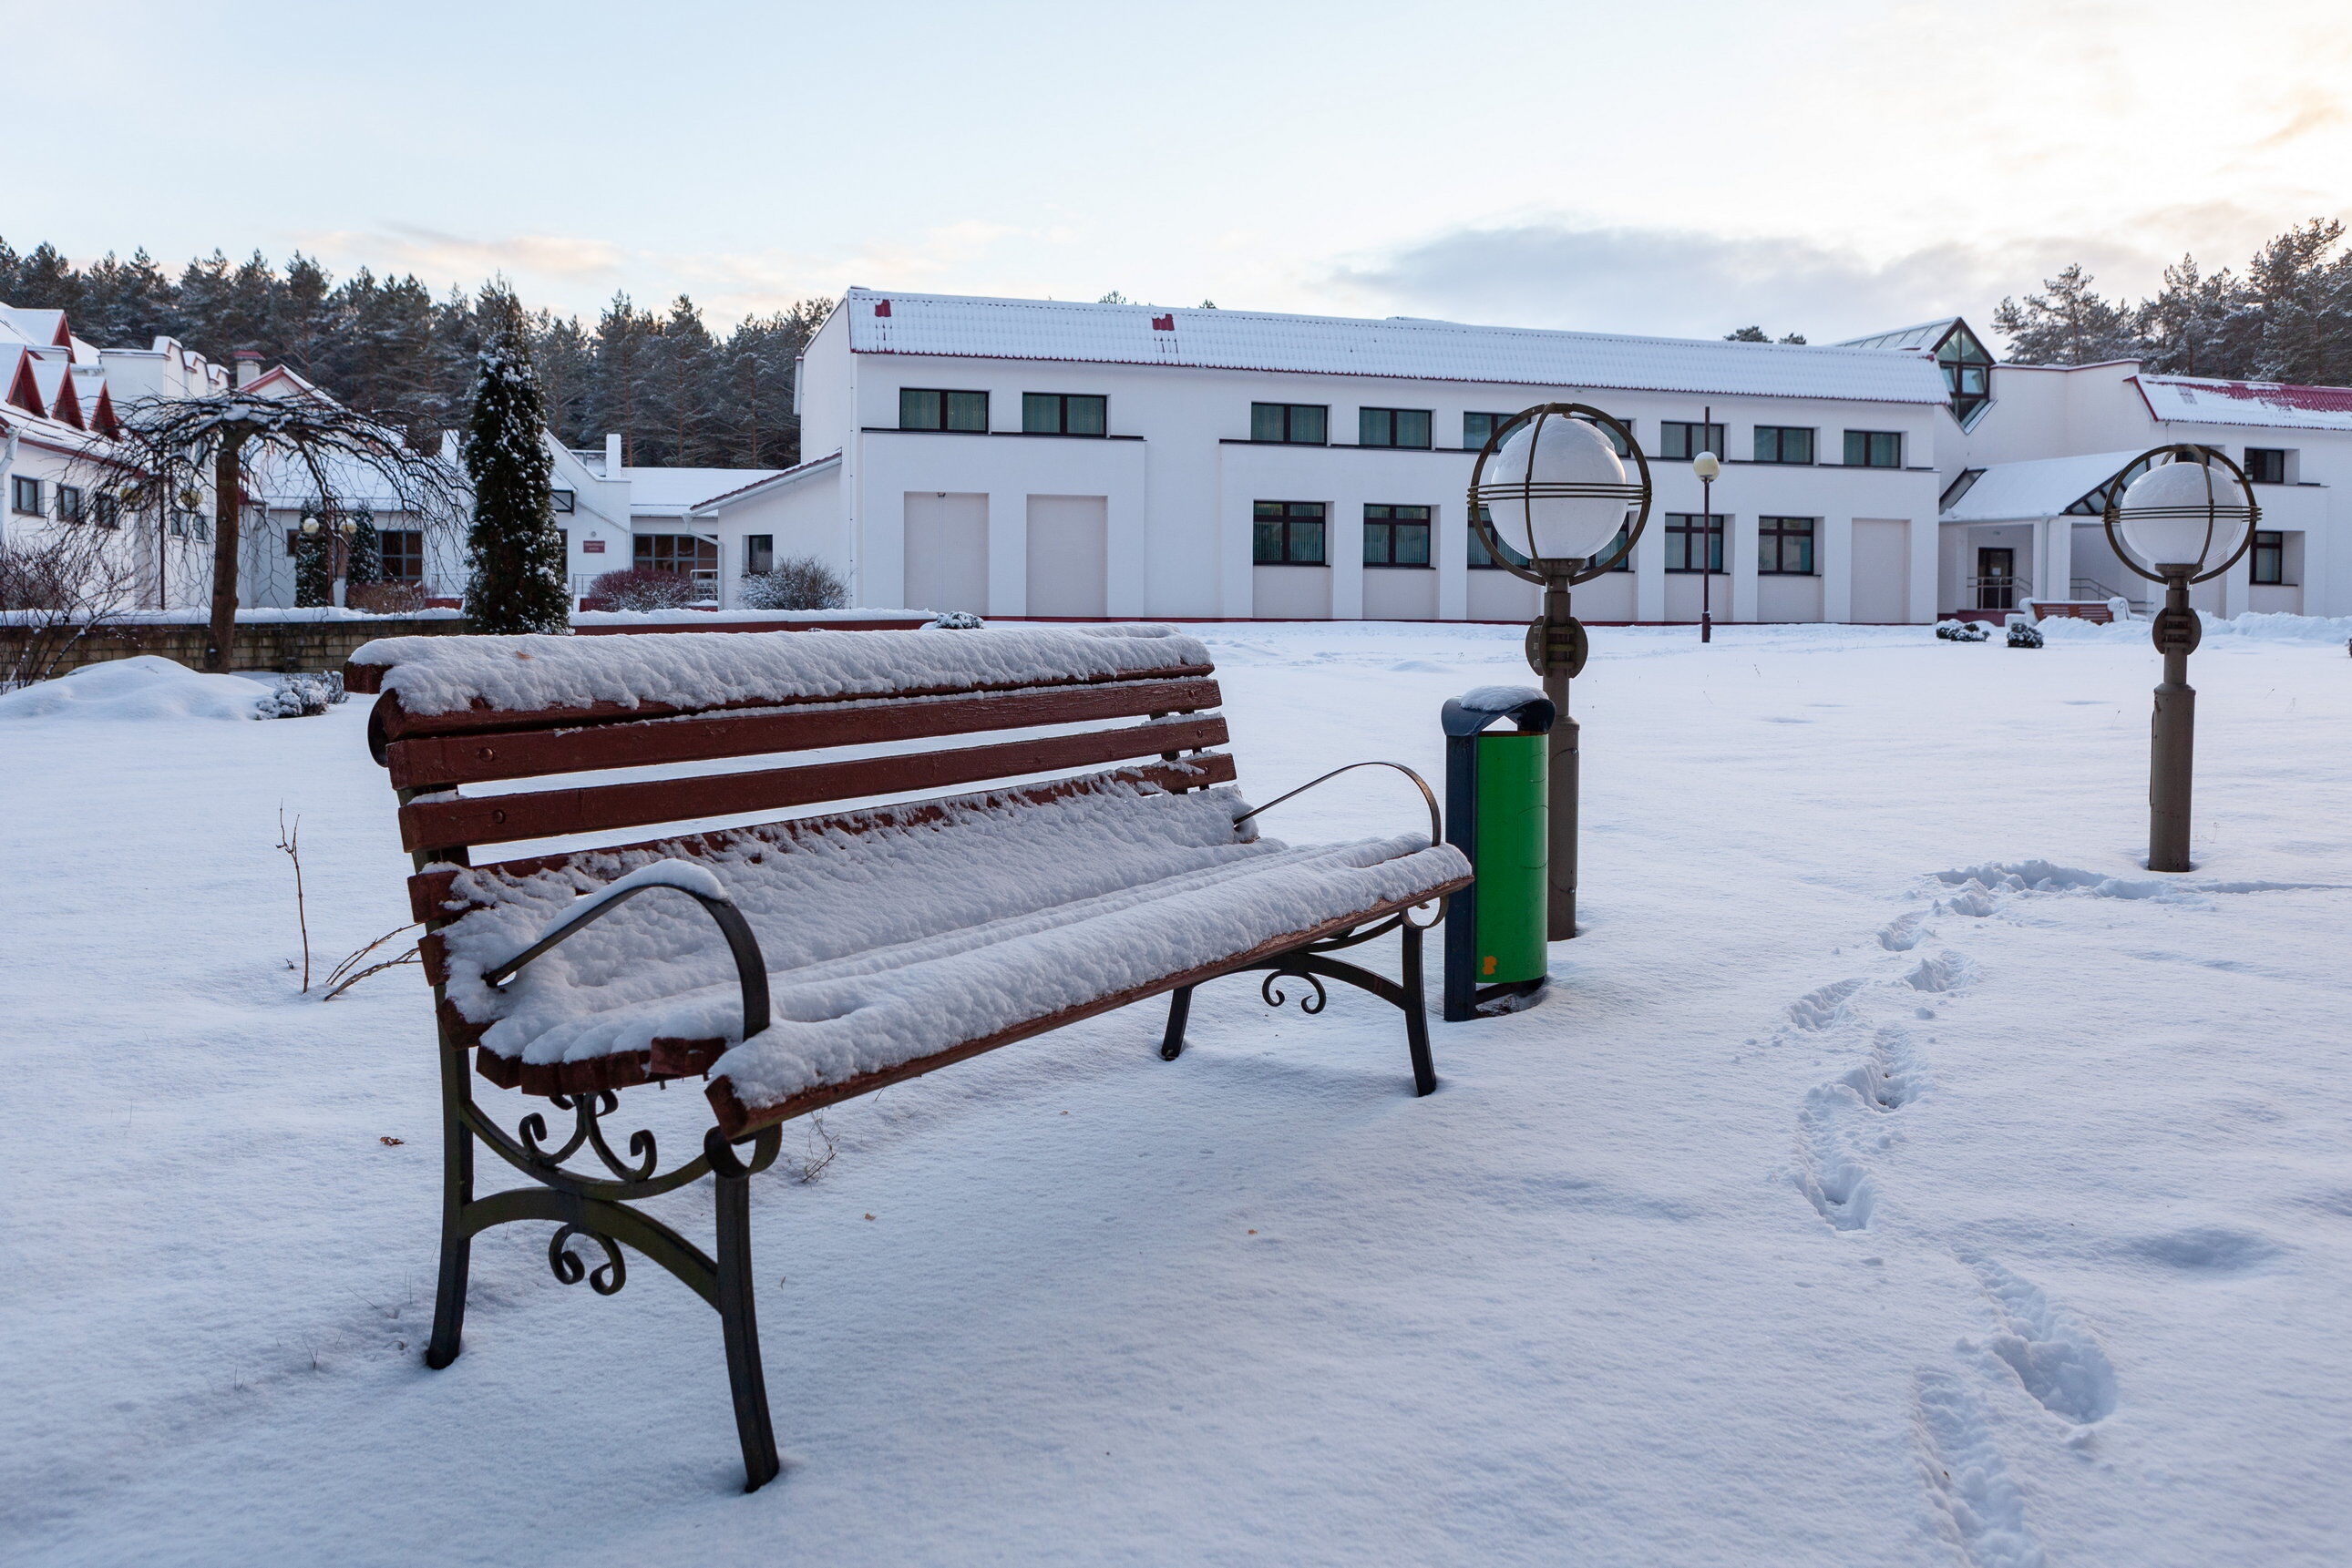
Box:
left=4, top=620, right=2348, bottom=1567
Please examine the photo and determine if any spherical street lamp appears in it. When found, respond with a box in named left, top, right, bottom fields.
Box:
left=1469, top=404, right=1652, bottom=939
left=2099, top=445, right=2258, bottom=872
left=1692, top=446, right=1721, bottom=643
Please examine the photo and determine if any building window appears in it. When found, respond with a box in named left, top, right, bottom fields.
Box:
left=92, top=493, right=120, bottom=530
left=1250, top=403, right=1328, bottom=445
left=899, top=387, right=989, bottom=432
left=1463, top=412, right=1518, bottom=451
left=550, top=487, right=576, bottom=513
left=745, top=534, right=775, bottom=575
left=2250, top=530, right=2287, bottom=584
left=284, top=528, right=303, bottom=558
left=2244, top=448, right=2288, bottom=485
left=1659, top=421, right=1726, bottom=461
left=1467, top=504, right=1532, bottom=569
left=380, top=529, right=426, bottom=582
left=1597, top=522, right=1633, bottom=570
left=1759, top=517, right=1817, bottom=575
left=1363, top=504, right=1432, bottom=566
left=56, top=484, right=83, bottom=522
left=1844, top=430, right=1903, bottom=467
left=635, top=533, right=720, bottom=585
left=1937, top=322, right=1995, bottom=428
left=1253, top=500, right=1327, bottom=565
left=1359, top=408, right=1432, bottom=448
left=1663, top=512, right=1726, bottom=572
left=1023, top=392, right=1107, bottom=436
left=1752, top=426, right=1814, bottom=465
left=10, top=476, right=40, bottom=516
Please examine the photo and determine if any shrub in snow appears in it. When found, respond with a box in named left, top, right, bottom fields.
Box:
left=0, top=655, right=270, bottom=721
left=1935, top=620, right=1990, bottom=642
left=738, top=556, right=849, bottom=611
left=346, top=579, right=430, bottom=615
left=293, top=528, right=335, bottom=608
left=2008, top=620, right=2045, bottom=649
left=588, top=568, right=700, bottom=611
left=461, top=291, right=570, bottom=635
left=258, top=670, right=349, bottom=719
left=926, top=610, right=986, bottom=630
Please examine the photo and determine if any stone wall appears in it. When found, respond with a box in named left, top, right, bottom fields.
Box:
left=3, top=617, right=473, bottom=679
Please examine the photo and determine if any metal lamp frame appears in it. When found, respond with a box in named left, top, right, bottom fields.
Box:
left=1463, top=402, right=1653, bottom=939
left=2093, top=443, right=2259, bottom=874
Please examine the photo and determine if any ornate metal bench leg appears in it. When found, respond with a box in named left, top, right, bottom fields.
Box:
left=708, top=1129, right=782, bottom=1492
left=426, top=1040, right=475, bottom=1368
left=1160, top=985, right=1196, bottom=1061
left=1402, top=922, right=1437, bottom=1097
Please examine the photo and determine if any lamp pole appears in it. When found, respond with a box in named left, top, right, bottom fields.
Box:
left=1468, top=404, right=1652, bottom=942
left=2099, top=445, right=2257, bottom=873
left=1694, top=415, right=1720, bottom=643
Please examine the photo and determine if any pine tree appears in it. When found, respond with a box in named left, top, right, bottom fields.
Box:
left=293, top=528, right=334, bottom=607
left=462, top=292, right=570, bottom=634
left=1991, top=264, right=2143, bottom=364
left=1724, top=325, right=1770, bottom=342
left=345, top=512, right=383, bottom=586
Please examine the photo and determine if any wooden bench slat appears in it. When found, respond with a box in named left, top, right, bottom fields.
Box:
left=406, top=756, right=1242, bottom=930
left=386, top=676, right=1224, bottom=789
left=400, top=717, right=1233, bottom=851
left=361, top=659, right=1216, bottom=746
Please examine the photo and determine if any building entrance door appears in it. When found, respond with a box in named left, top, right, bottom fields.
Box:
left=1977, top=547, right=2018, bottom=610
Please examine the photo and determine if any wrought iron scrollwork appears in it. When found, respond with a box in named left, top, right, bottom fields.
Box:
left=1260, top=967, right=1328, bottom=1015
left=548, top=1223, right=628, bottom=1295
left=518, top=1089, right=661, bottom=1183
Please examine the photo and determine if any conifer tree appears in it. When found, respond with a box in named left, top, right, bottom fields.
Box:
left=462, top=291, right=570, bottom=634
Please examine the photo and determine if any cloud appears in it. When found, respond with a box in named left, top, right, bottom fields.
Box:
left=2255, top=87, right=2348, bottom=149
left=1325, top=219, right=2194, bottom=343
left=297, top=226, right=629, bottom=284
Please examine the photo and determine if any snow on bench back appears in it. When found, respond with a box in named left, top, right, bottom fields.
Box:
left=350, top=623, right=1212, bottom=718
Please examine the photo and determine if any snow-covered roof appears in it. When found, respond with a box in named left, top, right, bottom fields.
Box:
left=620, top=465, right=787, bottom=512
left=690, top=452, right=842, bottom=513
left=1938, top=450, right=2144, bottom=522
left=0, top=306, right=71, bottom=352
left=842, top=288, right=1952, bottom=405
left=2134, top=374, right=2352, bottom=433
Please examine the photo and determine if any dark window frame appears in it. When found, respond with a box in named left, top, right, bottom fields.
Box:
left=634, top=532, right=722, bottom=581
left=1844, top=429, right=1903, bottom=467
left=1362, top=503, right=1433, bottom=568
left=1462, top=411, right=1519, bottom=452
left=380, top=528, right=426, bottom=583
left=899, top=386, right=991, bottom=433
left=1659, top=421, right=1727, bottom=461
left=2250, top=529, right=2288, bottom=585
left=1663, top=512, right=1727, bottom=573
left=92, top=492, right=120, bottom=530
left=56, top=483, right=83, bottom=522
left=1253, top=499, right=1328, bottom=565
left=10, top=475, right=41, bottom=516
left=1358, top=407, right=1433, bottom=449
left=745, top=533, right=775, bottom=576
left=1938, top=322, right=1995, bottom=427
left=1250, top=403, right=1329, bottom=445
left=1466, top=505, right=1532, bottom=570
left=2244, top=448, right=2288, bottom=486
left=1023, top=392, right=1108, bottom=436
left=550, top=487, right=577, bottom=514
left=1758, top=516, right=1817, bottom=575
left=1752, top=425, right=1815, bottom=465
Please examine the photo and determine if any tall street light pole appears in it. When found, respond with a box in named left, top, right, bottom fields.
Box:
left=1694, top=414, right=1720, bottom=643
left=1469, top=405, right=1652, bottom=941
left=2099, top=446, right=2257, bottom=872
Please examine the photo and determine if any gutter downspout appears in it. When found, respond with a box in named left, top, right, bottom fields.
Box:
left=0, top=425, right=15, bottom=553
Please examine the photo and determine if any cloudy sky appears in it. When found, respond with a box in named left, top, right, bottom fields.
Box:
left=11, top=0, right=2351, bottom=343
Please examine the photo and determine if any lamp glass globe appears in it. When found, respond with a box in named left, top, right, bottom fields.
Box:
left=2116, top=458, right=2250, bottom=571
left=1483, top=415, right=1631, bottom=563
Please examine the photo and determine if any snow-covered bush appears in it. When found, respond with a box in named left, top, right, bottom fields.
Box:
left=738, top=556, right=848, bottom=610
left=2007, top=620, right=2045, bottom=649
left=586, top=567, right=699, bottom=611
left=258, top=671, right=349, bottom=718
left=926, top=610, right=986, bottom=630
left=1934, top=619, right=1990, bottom=642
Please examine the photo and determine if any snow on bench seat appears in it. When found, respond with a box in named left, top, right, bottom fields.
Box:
left=432, top=772, right=1466, bottom=1130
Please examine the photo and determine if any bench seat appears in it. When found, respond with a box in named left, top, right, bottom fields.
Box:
left=433, top=769, right=1466, bottom=1132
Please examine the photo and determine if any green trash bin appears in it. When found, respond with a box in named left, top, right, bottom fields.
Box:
left=1443, top=687, right=1555, bottom=1020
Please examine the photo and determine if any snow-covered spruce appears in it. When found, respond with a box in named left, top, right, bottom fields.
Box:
left=461, top=292, right=570, bottom=636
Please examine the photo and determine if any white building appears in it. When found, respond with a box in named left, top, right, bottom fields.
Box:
left=745, top=289, right=1955, bottom=624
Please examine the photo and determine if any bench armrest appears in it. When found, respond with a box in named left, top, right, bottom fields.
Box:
left=483, top=861, right=772, bottom=1040
left=1231, top=760, right=1443, bottom=848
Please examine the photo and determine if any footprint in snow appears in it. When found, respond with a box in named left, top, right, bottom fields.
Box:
left=1904, top=952, right=1976, bottom=994
left=1913, top=1368, right=2047, bottom=1568
left=1957, top=1252, right=2118, bottom=1426
left=1785, top=978, right=1867, bottom=1032
left=1841, top=1025, right=1926, bottom=1111
left=1794, top=1083, right=1878, bottom=1231
left=1877, top=911, right=1933, bottom=951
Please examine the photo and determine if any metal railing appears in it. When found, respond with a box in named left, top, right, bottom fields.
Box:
left=1967, top=574, right=2029, bottom=611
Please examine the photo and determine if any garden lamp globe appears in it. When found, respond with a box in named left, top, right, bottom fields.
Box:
left=1692, top=451, right=1721, bottom=482
left=1476, top=411, right=1638, bottom=566
left=2113, top=457, right=2253, bottom=575
left=300, top=515, right=321, bottom=536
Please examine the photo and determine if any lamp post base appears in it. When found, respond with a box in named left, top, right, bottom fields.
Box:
left=1533, top=576, right=1584, bottom=941
left=2149, top=575, right=2199, bottom=872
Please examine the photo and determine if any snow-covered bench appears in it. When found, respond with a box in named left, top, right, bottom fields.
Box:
left=348, top=622, right=1470, bottom=1492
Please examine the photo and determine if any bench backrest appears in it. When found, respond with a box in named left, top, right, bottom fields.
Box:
left=348, top=624, right=1235, bottom=934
